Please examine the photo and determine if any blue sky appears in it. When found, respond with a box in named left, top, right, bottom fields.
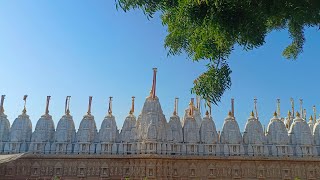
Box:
left=0, top=1, right=319, bottom=132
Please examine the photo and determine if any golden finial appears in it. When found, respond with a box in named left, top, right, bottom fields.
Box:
left=108, top=97, right=113, bottom=115
left=205, top=110, right=209, bottom=117
left=228, top=111, right=232, bottom=117
left=309, top=115, right=313, bottom=121
left=189, top=98, right=194, bottom=116
left=45, top=96, right=51, bottom=115
left=287, top=110, right=291, bottom=117
left=296, top=111, right=300, bottom=118
left=273, top=111, right=278, bottom=117
left=250, top=111, right=255, bottom=117
left=22, top=95, right=28, bottom=114
left=0, top=95, right=5, bottom=114
left=87, top=96, right=93, bottom=115
left=65, top=96, right=71, bottom=115
left=173, top=97, right=178, bottom=116
left=130, top=96, right=135, bottom=115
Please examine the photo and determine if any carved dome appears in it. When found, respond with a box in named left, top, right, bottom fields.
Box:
left=77, top=114, right=98, bottom=142
left=120, top=114, right=137, bottom=142
left=168, top=115, right=183, bottom=143
left=313, top=117, right=320, bottom=145
left=136, top=96, right=167, bottom=141
left=31, top=114, right=55, bottom=142
left=200, top=113, right=218, bottom=144
left=266, top=112, right=289, bottom=145
left=288, top=113, right=313, bottom=145
left=243, top=112, right=265, bottom=145
left=183, top=115, right=200, bottom=143
left=99, top=114, right=118, bottom=143
left=55, top=114, right=76, bottom=143
left=10, top=113, right=32, bottom=142
left=0, top=112, right=10, bottom=142
left=220, top=112, right=242, bottom=144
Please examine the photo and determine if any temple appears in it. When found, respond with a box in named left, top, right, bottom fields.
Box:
left=0, top=68, right=320, bottom=179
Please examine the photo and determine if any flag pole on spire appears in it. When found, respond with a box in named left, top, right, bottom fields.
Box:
left=231, top=98, right=234, bottom=118
left=173, top=97, right=179, bottom=116
left=87, top=96, right=92, bottom=115
left=65, top=96, right=71, bottom=115
left=22, top=95, right=28, bottom=114
left=151, top=68, right=157, bottom=99
left=108, top=96, right=113, bottom=115
left=0, top=95, right=5, bottom=114
left=130, top=96, right=135, bottom=115
left=313, top=105, right=317, bottom=122
left=277, top=98, right=281, bottom=117
left=45, top=96, right=51, bottom=115
left=254, top=97, right=258, bottom=120
left=290, top=98, right=295, bottom=118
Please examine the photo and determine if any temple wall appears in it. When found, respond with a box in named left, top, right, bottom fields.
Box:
left=0, top=154, right=320, bottom=180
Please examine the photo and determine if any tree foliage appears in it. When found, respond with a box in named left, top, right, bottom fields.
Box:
left=116, top=0, right=320, bottom=105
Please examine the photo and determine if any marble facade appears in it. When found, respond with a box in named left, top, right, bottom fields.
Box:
left=1, top=69, right=320, bottom=179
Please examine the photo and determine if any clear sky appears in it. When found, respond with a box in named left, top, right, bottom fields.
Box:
left=0, top=1, right=319, bottom=132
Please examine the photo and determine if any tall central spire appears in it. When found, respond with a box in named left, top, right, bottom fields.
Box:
left=65, top=96, right=71, bottom=115
left=87, top=96, right=93, bottom=115
left=151, top=68, right=157, bottom=99
left=0, top=95, right=5, bottom=114
left=45, top=96, right=51, bottom=115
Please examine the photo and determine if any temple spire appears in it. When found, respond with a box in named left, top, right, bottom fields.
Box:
left=0, top=95, right=5, bottom=114
left=130, top=96, right=135, bottom=115
left=290, top=98, right=295, bottom=118
left=231, top=98, right=235, bottom=118
left=87, top=96, right=92, bottom=115
left=45, top=96, right=51, bottom=115
left=150, top=68, right=157, bottom=99
left=254, top=97, right=258, bottom=120
left=108, top=96, right=113, bottom=115
left=303, top=108, right=307, bottom=120
left=277, top=99, right=281, bottom=117
left=65, top=96, right=71, bottom=115
left=22, top=95, right=28, bottom=114
left=173, top=97, right=179, bottom=116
